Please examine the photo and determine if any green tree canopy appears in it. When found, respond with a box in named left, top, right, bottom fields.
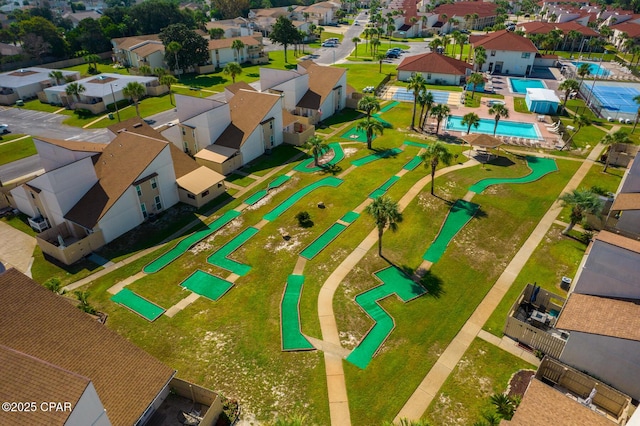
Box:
left=365, top=195, right=402, bottom=257
left=223, top=61, right=243, bottom=83
left=269, top=16, right=299, bottom=63
left=123, top=81, right=147, bottom=117
left=160, top=24, right=209, bottom=72
left=559, top=188, right=603, bottom=234
left=130, top=0, right=196, bottom=35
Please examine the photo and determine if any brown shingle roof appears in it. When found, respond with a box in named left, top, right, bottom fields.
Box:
left=296, top=63, right=346, bottom=110
left=169, top=142, right=199, bottom=178
left=556, top=293, right=640, bottom=342
left=596, top=230, right=640, bottom=254
left=214, top=90, right=280, bottom=149
left=107, top=117, right=160, bottom=139
left=113, top=35, right=160, bottom=50
left=225, top=81, right=256, bottom=94
left=397, top=52, right=472, bottom=75
left=131, top=41, right=164, bottom=57
left=35, top=136, right=107, bottom=153
left=0, top=345, right=88, bottom=425
left=611, top=192, right=640, bottom=211
left=472, top=30, right=538, bottom=52
left=64, top=132, right=168, bottom=229
left=208, top=35, right=261, bottom=50
left=503, top=379, right=616, bottom=426
left=0, top=269, right=175, bottom=426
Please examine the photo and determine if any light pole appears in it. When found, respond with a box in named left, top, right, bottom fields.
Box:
left=110, top=83, right=120, bottom=122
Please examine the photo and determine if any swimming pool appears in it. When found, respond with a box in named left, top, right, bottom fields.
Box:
left=509, top=78, right=546, bottom=94
left=572, top=61, right=610, bottom=77
left=445, top=116, right=541, bottom=139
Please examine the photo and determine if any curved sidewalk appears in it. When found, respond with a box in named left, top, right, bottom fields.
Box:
left=318, top=159, right=480, bottom=426
left=395, top=143, right=605, bottom=421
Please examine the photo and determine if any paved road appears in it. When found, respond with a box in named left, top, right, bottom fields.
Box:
left=315, top=13, right=367, bottom=65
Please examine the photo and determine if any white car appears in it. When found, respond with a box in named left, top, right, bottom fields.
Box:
left=0, top=124, right=9, bottom=134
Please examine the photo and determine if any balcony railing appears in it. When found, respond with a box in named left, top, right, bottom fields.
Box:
left=28, top=216, right=50, bottom=232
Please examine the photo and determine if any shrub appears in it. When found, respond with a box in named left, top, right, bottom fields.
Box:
left=296, top=211, right=313, bottom=228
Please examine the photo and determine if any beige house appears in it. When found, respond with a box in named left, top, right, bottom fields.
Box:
left=10, top=120, right=225, bottom=265
left=112, top=35, right=166, bottom=71
left=208, top=35, right=269, bottom=70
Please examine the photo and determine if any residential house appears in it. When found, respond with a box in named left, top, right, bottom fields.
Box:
left=111, top=35, right=166, bottom=71
left=0, top=42, right=22, bottom=57
left=517, top=21, right=599, bottom=53
left=10, top=119, right=225, bottom=265
left=61, top=10, right=102, bottom=27
left=430, top=2, right=498, bottom=33
left=611, top=21, right=640, bottom=49
left=208, top=35, right=269, bottom=69
left=396, top=52, right=472, bottom=85
left=205, top=17, right=254, bottom=38
left=43, top=73, right=166, bottom=113
left=500, top=359, right=631, bottom=425
left=0, top=67, right=80, bottom=105
left=470, top=30, right=538, bottom=75
left=0, top=268, right=177, bottom=426
left=292, top=1, right=341, bottom=25
left=248, top=7, right=291, bottom=35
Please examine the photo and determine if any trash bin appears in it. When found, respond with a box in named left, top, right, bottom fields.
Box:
left=108, top=113, right=115, bottom=120
left=16, top=100, right=24, bottom=107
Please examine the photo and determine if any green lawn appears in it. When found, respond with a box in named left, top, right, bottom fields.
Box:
left=226, top=173, right=256, bottom=187
left=64, top=61, right=132, bottom=78
left=0, top=213, right=37, bottom=237
left=514, top=97, right=531, bottom=114
left=560, top=119, right=607, bottom=149
left=242, top=144, right=303, bottom=177
left=425, top=338, right=534, bottom=425
left=19, top=99, right=63, bottom=113
left=334, top=63, right=396, bottom=91
left=0, top=136, right=35, bottom=165
left=31, top=246, right=103, bottom=287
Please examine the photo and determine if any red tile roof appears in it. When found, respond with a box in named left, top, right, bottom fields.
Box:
left=518, top=21, right=556, bottom=34
left=397, top=52, right=472, bottom=75
left=471, top=30, right=538, bottom=52
left=433, top=1, right=498, bottom=19
left=612, top=21, right=640, bottom=38
left=555, top=21, right=599, bottom=36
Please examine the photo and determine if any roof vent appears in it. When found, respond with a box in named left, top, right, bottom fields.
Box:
left=133, top=123, right=143, bottom=128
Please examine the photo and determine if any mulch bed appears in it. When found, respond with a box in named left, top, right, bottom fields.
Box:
left=507, top=370, right=536, bottom=398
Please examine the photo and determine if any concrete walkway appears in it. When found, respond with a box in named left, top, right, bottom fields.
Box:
left=394, top=143, right=606, bottom=422
left=0, top=220, right=36, bottom=276
left=317, top=158, right=480, bottom=426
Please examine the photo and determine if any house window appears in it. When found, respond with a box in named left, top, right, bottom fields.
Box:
left=427, top=73, right=431, bottom=80
left=269, top=121, right=273, bottom=129
left=183, top=141, right=189, bottom=153
left=141, top=203, right=147, bottom=218
left=154, top=195, right=162, bottom=211
left=491, top=50, right=496, bottom=56
left=150, top=178, right=157, bottom=189
left=202, top=190, right=210, bottom=198
left=135, top=185, right=142, bottom=196
left=30, top=192, right=35, bottom=199
left=182, top=127, right=186, bottom=136
left=187, top=193, right=196, bottom=199
left=521, top=52, right=531, bottom=59
left=270, top=135, right=274, bottom=146
left=192, top=129, right=195, bottom=137
left=218, top=182, right=223, bottom=188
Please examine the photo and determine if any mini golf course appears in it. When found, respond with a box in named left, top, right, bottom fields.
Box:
left=300, top=211, right=360, bottom=260
left=244, top=175, right=291, bottom=206
left=341, top=127, right=374, bottom=142
left=143, top=209, right=242, bottom=274
left=370, top=176, right=400, bottom=199
left=423, top=200, right=479, bottom=263
left=263, top=176, right=343, bottom=221
left=180, top=270, right=234, bottom=301
left=403, top=156, right=423, bottom=171
left=207, top=227, right=260, bottom=276
left=351, top=148, right=403, bottom=167
left=346, top=267, right=426, bottom=369
left=469, top=156, right=558, bottom=194
left=403, top=140, right=430, bottom=149
left=281, top=275, right=314, bottom=351
left=293, top=143, right=345, bottom=173
left=111, top=288, right=165, bottom=321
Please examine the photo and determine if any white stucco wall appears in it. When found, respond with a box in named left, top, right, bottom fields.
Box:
left=211, top=47, right=236, bottom=68
left=260, top=68, right=309, bottom=110
left=65, top=382, right=110, bottom=426
left=480, top=50, right=536, bottom=76
left=397, top=70, right=462, bottom=85
left=10, top=186, right=37, bottom=218
left=14, top=82, right=43, bottom=99
left=178, top=95, right=231, bottom=148
left=560, top=332, right=640, bottom=400
left=35, top=139, right=99, bottom=172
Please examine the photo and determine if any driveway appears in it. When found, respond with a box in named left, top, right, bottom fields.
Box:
left=0, top=220, right=36, bottom=275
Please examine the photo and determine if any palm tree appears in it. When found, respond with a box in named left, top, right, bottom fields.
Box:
left=490, top=393, right=517, bottom=420
left=223, top=62, right=243, bottom=83
left=429, top=37, right=442, bottom=52
left=577, top=63, right=591, bottom=91
left=159, top=74, right=178, bottom=105
left=633, top=94, right=640, bottom=133
left=48, top=70, right=63, bottom=85
left=419, top=90, right=434, bottom=129
left=304, top=135, right=329, bottom=166
left=376, top=53, right=387, bottom=73
left=122, top=81, right=146, bottom=117
left=430, top=104, right=451, bottom=135
left=407, top=73, right=427, bottom=129
left=153, top=67, right=167, bottom=77
left=473, top=46, right=487, bottom=71
left=567, top=30, right=582, bottom=56
left=352, top=36, right=361, bottom=57
left=65, top=82, right=86, bottom=104
left=231, top=39, right=245, bottom=62
left=84, top=53, right=101, bottom=72
left=420, top=141, right=453, bottom=195
left=357, top=117, right=384, bottom=149
left=467, top=73, right=485, bottom=101
left=558, top=79, right=580, bottom=109
left=600, top=130, right=632, bottom=172
left=441, top=34, right=451, bottom=55
left=358, top=95, right=380, bottom=119
left=371, top=38, right=381, bottom=56
left=138, top=64, right=152, bottom=76
left=461, top=112, right=481, bottom=135
left=453, top=31, right=468, bottom=60
left=488, top=103, right=509, bottom=135
left=166, top=41, right=182, bottom=77
left=365, top=195, right=402, bottom=257
left=563, top=114, right=591, bottom=149
left=559, top=188, right=604, bottom=234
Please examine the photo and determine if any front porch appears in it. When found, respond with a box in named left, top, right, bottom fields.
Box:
left=36, top=222, right=105, bottom=265
left=28, top=215, right=50, bottom=232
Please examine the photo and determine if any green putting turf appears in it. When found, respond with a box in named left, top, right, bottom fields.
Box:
left=423, top=200, right=479, bottom=263
left=300, top=223, right=347, bottom=260
left=143, top=210, right=241, bottom=273
left=340, top=211, right=360, bottom=223
left=379, top=101, right=400, bottom=113
left=263, top=176, right=343, bottom=221
left=346, top=267, right=426, bottom=369
left=341, top=127, right=375, bottom=142
left=243, top=175, right=291, bottom=205
left=403, top=156, right=423, bottom=171
left=403, top=140, right=430, bottom=149
left=207, top=227, right=260, bottom=276
left=180, top=270, right=233, bottom=301
left=294, top=143, right=345, bottom=173
left=281, top=275, right=314, bottom=351
left=370, top=175, right=400, bottom=199
left=372, top=114, right=392, bottom=128
left=351, top=148, right=403, bottom=167
left=469, top=156, right=558, bottom=194
left=111, top=288, right=165, bottom=321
